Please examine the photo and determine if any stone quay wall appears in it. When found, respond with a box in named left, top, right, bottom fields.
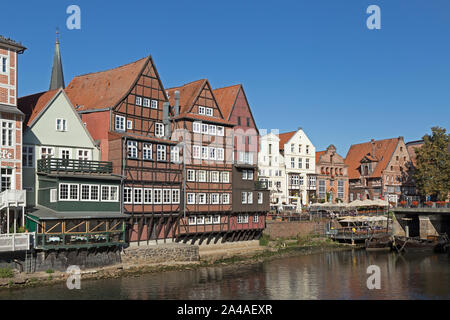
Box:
left=122, top=243, right=199, bottom=264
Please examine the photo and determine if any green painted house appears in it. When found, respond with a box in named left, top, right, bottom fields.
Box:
left=17, top=88, right=127, bottom=250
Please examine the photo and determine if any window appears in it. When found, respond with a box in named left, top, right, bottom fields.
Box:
left=56, top=118, right=67, bottom=132
left=50, top=189, right=57, bottom=203
left=206, top=108, right=213, bottom=116
left=237, top=117, right=241, bottom=125
left=198, top=170, right=206, bottom=182
left=306, top=145, right=310, bottom=154
left=102, top=186, right=119, bottom=202
left=198, top=193, right=206, bottom=204
left=163, top=189, right=171, bottom=204
left=268, top=144, right=272, bottom=155
left=216, top=148, right=224, bottom=161
left=248, top=170, right=254, bottom=180
left=187, top=193, right=195, bottom=204
left=201, top=146, right=208, bottom=159
left=59, top=183, right=79, bottom=201
left=143, top=143, right=152, bottom=160
left=155, top=123, right=164, bottom=137
left=115, top=115, right=125, bottom=131
left=338, top=180, right=345, bottom=199
left=291, top=144, right=295, bottom=153
left=124, top=187, right=132, bottom=204
left=217, top=126, right=224, bottom=136
left=237, top=214, right=249, bottom=224
left=157, top=145, right=166, bottom=161
left=172, top=189, right=180, bottom=204
left=248, top=192, right=253, bottom=204
left=188, top=216, right=196, bottom=225
left=222, top=193, right=230, bottom=204
left=209, top=148, right=216, bottom=160
left=298, top=158, right=302, bottom=169
left=211, top=171, right=219, bottom=183
left=246, top=118, right=250, bottom=127
left=299, top=176, right=304, bottom=186
left=205, top=216, right=212, bottom=225
left=193, top=145, right=201, bottom=159
left=193, top=122, right=201, bottom=133
left=135, top=96, right=142, bottom=106
left=209, top=125, right=216, bottom=135
left=143, top=98, right=150, bottom=107
left=127, top=120, right=133, bottom=130
left=306, top=158, right=310, bottom=169
left=258, top=192, right=263, bottom=204
left=221, top=172, right=230, bottom=183
left=23, top=146, right=34, bottom=168
left=242, top=170, right=248, bottom=180
left=198, top=106, right=205, bottom=115
left=253, top=215, right=259, bottom=223
left=211, top=193, right=220, bottom=204
left=213, top=215, right=220, bottom=224
left=1, top=56, right=7, bottom=74
left=77, top=149, right=91, bottom=161
left=59, top=149, right=71, bottom=165
left=133, top=188, right=143, bottom=204
left=241, top=192, right=247, bottom=204
left=299, top=144, right=302, bottom=153
left=1, top=121, right=14, bottom=147
left=144, top=188, right=152, bottom=204
left=171, top=146, right=180, bottom=163
left=201, top=123, right=208, bottom=134
left=127, top=141, right=138, bottom=158
left=318, top=180, right=326, bottom=199
left=151, top=100, right=158, bottom=109
left=196, top=216, right=205, bottom=225
left=0, top=168, right=12, bottom=192
left=291, top=157, right=295, bottom=168
left=187, top=170, right=195, bottom=181
left=154, top=189, right=162, bottom=204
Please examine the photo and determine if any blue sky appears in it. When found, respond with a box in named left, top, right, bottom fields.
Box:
left=2, top=0, right=449, bottom=155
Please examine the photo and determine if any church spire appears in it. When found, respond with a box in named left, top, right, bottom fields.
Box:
left=49, top=30, right=65, bottom=90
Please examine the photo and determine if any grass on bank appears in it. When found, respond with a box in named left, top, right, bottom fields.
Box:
left=0, top=268, right=14, bottom=279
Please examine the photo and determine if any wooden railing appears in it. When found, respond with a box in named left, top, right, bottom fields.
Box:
left=37, top=158, right=113, bottom=175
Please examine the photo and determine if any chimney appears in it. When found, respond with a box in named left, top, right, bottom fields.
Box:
left=163, top=102, right=171, bottom=139
left=371, top=139, right=375, bottom=157
left=174, top=90, right=180, bottom=116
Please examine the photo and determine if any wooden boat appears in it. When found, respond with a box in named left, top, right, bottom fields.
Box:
left=365, top=235, right=392, bottom=252
left=393, top=236, right=448, bottom=253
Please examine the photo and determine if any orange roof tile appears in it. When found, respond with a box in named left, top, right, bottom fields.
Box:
left=406, top=140, right=424, bottom=168
left=212, top=84, right=241, bottom=120
left=18, top=89, right=60, bottom=127
left=278, top=131, right=296, bottom=151
left=345, top=138, right=400, bottom=180
left=166, top=79, right=206, bottom=114
left=65, top=57, right=149, bottom=111
left=315, top=151, right=326, bottom=165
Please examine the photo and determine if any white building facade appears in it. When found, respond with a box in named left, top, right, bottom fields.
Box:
left=258, top=132, right=286, bottom=205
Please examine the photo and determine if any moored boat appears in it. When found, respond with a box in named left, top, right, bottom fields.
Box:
left=393, top=236, right=448, bottom=253
left=365, top=235, right=392, bottom=252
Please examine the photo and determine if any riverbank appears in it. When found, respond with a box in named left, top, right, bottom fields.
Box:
left=0, top=238, right=358, bottom=291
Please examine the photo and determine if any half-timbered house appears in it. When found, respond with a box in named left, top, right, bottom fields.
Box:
left=65, top=56, right=183, bottom=245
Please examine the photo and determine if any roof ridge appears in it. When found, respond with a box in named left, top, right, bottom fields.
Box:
left=349, top=137, right=398, bottom=148
left=18, top=89, right=58, bottom=100
left=71, top=56, right=149, bottom=79
left=166, top=79, right=207, bottom=91
left=213, top=84, right=241, bottom=91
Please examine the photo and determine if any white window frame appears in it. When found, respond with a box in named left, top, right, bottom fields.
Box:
left=221, top=172, right=230, bottom=183
left=50, top=189, right=57, bottom=203
left=154, top=189, right=162, bottom=204
left=198, top=106, right=205, bottom=115
left=123, top=187, right=132, bottom=204
left=133, top=188, right=143, bottom=204
left=127, top=120, right=133, bottom=130
left=0, top=56, right=8, bottom=74
left=127, top=141, right=138, bottom=159
left=213, top=215, right=220, bottom=224
left=248, top=192, right=253, bottom=204
left=143, top=143, right=152, bottom=160
left=22, top=145, right=34, bottom=168
left=101, top=185, right=119, bottom=202
left=155, top=123, right=164, bottom=137
left=241, top=192, right=247, bottom=204
left=222, top=194, right=230, bottom=204
left=188, top=216, right=196, bottom=225
left=172, top=189, right=180, bottom=204
left=258, top=192, right=263, bottom=204
left=201, top=123, right=208, bottom=134
left=193, top=122, right=201, bottom=133
left=144, top=188, right=153, bottom=204
left=197, top=170, right=206, bottom=182
left=201, top=146, right=208, bottom=160
left=205, top=215, right=212, bottom=225
left=163, top=189, right=171, bottom=204
left=196, top=216, right=205, bottom=224
left=217, top=126, right=224, bottom=137
left=115, top=115, right=125, bottom=131
left=157, top=145, right=166, bottom=161
left=135, top=96, right=142, bottom=106
left=209, top=148, right=216, bottom=160
left=253, top=215, right=259, bottom=223
left=209, top=125, right=216, bottom=135
left=77, top=149, right=91, bottom=161
left=197, top=193, right=206, bottom=204
left=143, top=98, right=150, bottom=107
left=205, top=108, right=213, bottom=116
left=211, top=171, right=219, bottom=183
left=171, top=146, right=180, bottom=163
left=187, top=170, right=195, bottom=182
left=56, top=118, right=67, bottom=132
left=0, top=120, right=14, bottom=147
left=151, top=100, right=158, bottom=109
left=216, top=148, right=224, bottom=161
left=211, top=193, right=220, bottom=204
left=193, top=145, right=201, bottom=159
left=59, top=183, right=79, bottom=201
left=187, top=193, right=196, bottom=204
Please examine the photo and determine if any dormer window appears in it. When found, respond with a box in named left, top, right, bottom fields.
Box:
left=198, top=106, right=205, bottom=115
left=206, top=108, right=213, bottom=116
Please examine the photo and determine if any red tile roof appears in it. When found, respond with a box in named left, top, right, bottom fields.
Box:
left=278, top=131, right=296, bottom=151
left=65, top=57, right=149, bottom=111
left=406, top=140, right=424, bottom=168
left=315, top=151, right=326, bottom=165
left=212, top=84, right=241, bottom=120
left=18, top=89, right=60, bottom=126
left=166, top=79, right=206, bottom=114
left=345, top=138, right=400, bottom=180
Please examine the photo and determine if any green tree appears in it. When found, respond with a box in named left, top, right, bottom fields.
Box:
left=414, top=127, right=450, bottom=201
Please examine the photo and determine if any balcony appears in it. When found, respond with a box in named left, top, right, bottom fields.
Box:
left=0, top=189, right=26, bottom=209
left=0, top=233, right=34, bottom=252
left=255, top=180, right=268, bottom=190
left=37, top=158, right=113, bottom=175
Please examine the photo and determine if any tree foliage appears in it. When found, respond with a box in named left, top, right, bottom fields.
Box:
left=414, top=127, right=450, bottom=201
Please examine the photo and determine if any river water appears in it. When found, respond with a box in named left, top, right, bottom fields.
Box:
left=0, top=249, right=449, bottom=300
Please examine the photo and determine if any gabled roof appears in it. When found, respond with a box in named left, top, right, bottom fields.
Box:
left=65, top=56, right=149, bottom=111
left=166, top=79, right=207, bottom=114
left=18, top=89, right=60, bottom=126
left=406, top=140, right=424, bottom=168
left=315, top=151, right=326, bottom=165
left=212, top=84, right=241, bottom=120
left=278, top=131, right=297, bottom=151
left=345, top=138, right=400, bottom=180
left=0, top=35, right=26, bottom=52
